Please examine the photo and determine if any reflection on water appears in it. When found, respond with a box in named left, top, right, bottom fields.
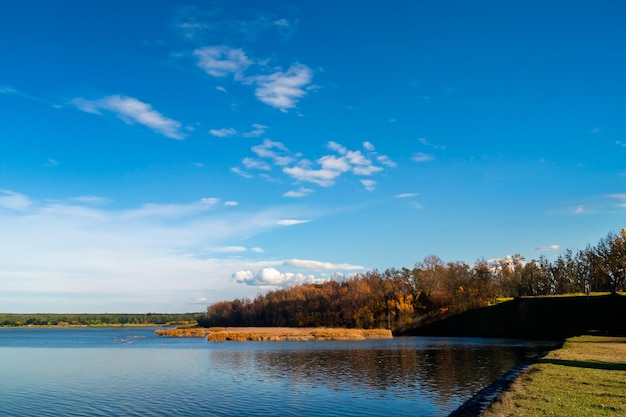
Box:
left=210, top=338, right=549, bottom=413
left=0, top=328, right=555, bottom=417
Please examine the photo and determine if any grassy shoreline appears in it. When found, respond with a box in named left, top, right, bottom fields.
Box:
left=483, top=335, right=626, bottom=416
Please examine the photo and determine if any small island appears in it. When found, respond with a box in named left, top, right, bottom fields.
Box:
left=156, top=327, right=392, bottom=341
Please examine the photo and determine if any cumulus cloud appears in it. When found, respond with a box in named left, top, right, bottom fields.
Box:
left=72, top=95, right=186, bottom=139
left=535, top=245, right=560, bottom=252
left=283, top=164, right=344, bottom=187
left=194, top=46, right=252, bottom=78
left=224, top=201, right=239, bottom=207
left=233, top=267, right=317, bottom=287
left=283, top=259, right=363, bottom=270
left=251, top=64, right=313, bottom=112
left=209, top=127, right=237, bottom=137
left=236, top=139, right=394, bottom=190
left=193, top=42, right=313, bottom=111
left=395, top=193, right=418, bottom=198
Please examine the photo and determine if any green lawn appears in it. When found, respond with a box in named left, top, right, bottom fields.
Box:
left=483, top=336, right=626, bottom=417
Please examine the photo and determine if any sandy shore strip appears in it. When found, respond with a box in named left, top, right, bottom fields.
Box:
left=156, top=327, right=392, bottom=341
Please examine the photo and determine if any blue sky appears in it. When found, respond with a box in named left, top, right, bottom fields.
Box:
left=1, top=1, right=625, bottom=313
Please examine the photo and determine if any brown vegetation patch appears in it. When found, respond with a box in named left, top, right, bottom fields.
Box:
left=155, top=328, right=213, bottom=337
left=205, top=327, right=393, bottom=342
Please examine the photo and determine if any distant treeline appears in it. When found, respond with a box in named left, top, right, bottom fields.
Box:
left=0, top=313, right=203, bottom=327
left=200, top=229, right=626, bottom=331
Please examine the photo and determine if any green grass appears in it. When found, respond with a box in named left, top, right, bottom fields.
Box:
left=484, top=336, right=626, bottom=417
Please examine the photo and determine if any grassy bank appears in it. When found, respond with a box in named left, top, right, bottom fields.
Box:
left=483, top=336, right=626, bottom=416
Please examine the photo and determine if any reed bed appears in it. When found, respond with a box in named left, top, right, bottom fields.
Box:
left=155, top=328, right=213, bottom=337
left=206, top=327, right=392, bottom=342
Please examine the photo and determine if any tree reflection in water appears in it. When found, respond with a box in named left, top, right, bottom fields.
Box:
left=209, top=338, right=553, bottom=410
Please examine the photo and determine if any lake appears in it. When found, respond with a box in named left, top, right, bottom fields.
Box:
left=0, top=327, right=555, bottom=416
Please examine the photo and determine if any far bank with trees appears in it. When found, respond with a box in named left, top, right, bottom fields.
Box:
left=199, top=229, right=626, bottom=333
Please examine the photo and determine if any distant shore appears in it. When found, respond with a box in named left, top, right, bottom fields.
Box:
left=156, top=327, right=393, bottom=341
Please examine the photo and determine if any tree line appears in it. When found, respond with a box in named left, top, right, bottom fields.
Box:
left=0, top=313, right=203, bottom=327
left=200, top=229, right=626, bottom=331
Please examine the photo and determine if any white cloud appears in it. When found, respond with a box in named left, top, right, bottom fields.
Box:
left=319, top=155, right=351, bottom=172
left=377, top=155, right=397, bottom=167
left=0, top=190, right=32, bottom=211
left=242, top=123, right=268, bottom=138
left=409, top=202, right=424, bottom=209
left=233, top=267, right=317, bottom=287
left=283, top=164, right=343, bottom=187
left=44, top=159, right=59, bottom=167
left=194, top=46, right=252, bottom=78
left=283, top=259, right=363, bottom=270
left=213, top=246, right=248, bottom=253
left=0, top=86, right=18, bottom=94
left=328, top=141, right=348, bottom=154
left=72, top=95, right=186, bottom=139
left=353, top=165, right=383, bottom=176
left=0, top=190, right=320, bottom=312
left=231, top=167, right=253, bottom=178
left=242, top=157, right=271, bottom=170
left=71, top=196, right=110, bottom=205
left=535, top=245, right=560, bottom=252
left=224, top=201, right=239, bottom=207
left=363, top=141, right=375, bottom=151
left=251, top=247, right=264, bottom=253
left=412, top=152, right=435, bottom=162
left=209, top=127, right=237, bottom=137
left=252, top=63, right=313, bottom=112
left=242, top=140, right=393, bottom=190
left=395, top=193, right=418, bottom=198
left=360, top=179, right=376, bottom=191
left=200, top=197, right=220, bottom=205
left=283, top=187, right=314, bottom=198
left=276, top=219, right=310, bottom=226
left=609, top=194, right=626, bottom=207
left=273, top=18, right=290, bottom=27
left=418, top=137, right=446, bottom=150
left=251, top=139, right=295, bottom=166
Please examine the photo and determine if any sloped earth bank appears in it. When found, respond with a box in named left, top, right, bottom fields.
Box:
left=447, top=358, right=540, bottom=416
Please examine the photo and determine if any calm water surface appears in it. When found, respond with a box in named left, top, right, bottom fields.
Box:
left=0, top=328, right=555, bottom=416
